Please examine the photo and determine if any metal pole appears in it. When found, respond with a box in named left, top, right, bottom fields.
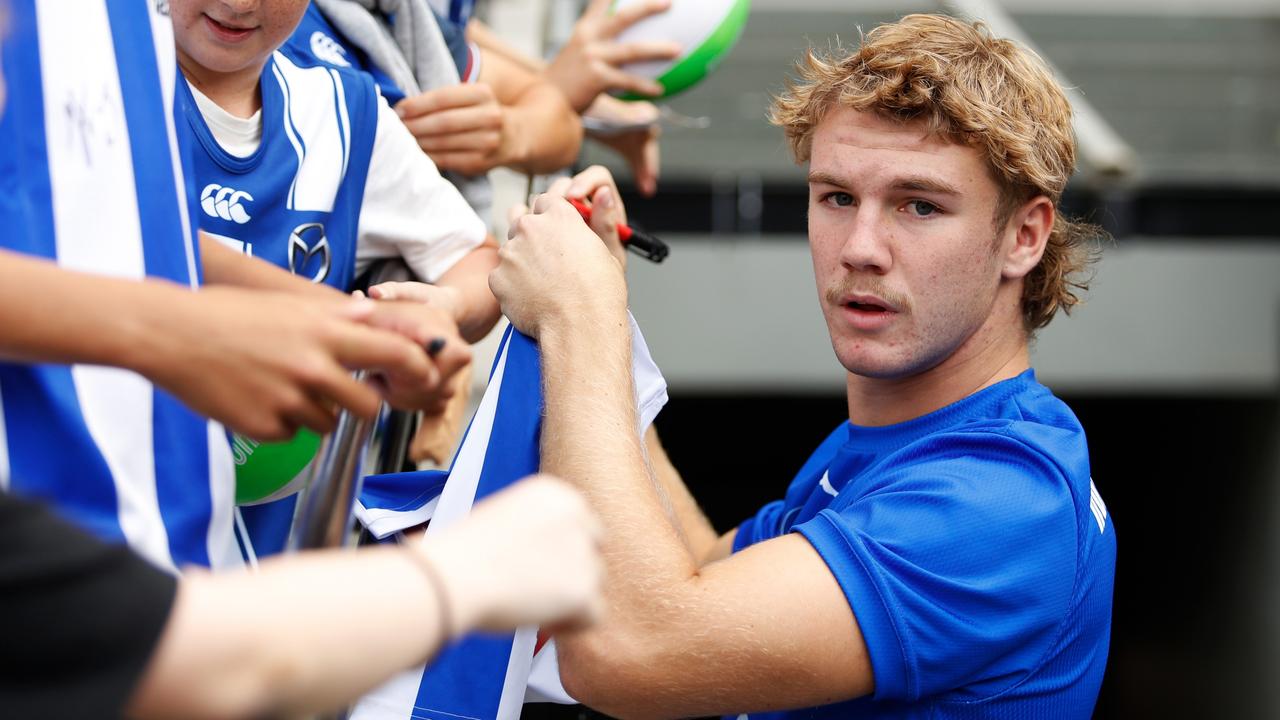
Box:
left=288, top=377, right=378, bottom=552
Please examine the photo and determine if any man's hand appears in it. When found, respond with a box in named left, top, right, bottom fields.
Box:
left=395, top=84, right=513, bottom=175
left=560, top=165, right=632, bottom=267
left=545, top=0, right=681, bottom=113
left=417, top=475, right=605, bottom=634
left=491, top=186, right=627, bottom=338
left=139, top=288, right=449, bottom=441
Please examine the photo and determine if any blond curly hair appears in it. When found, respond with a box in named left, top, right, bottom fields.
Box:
left=769, top=13, right=1101, bottom=331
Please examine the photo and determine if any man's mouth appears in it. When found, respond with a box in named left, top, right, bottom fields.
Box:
left=841, top=294, right=896, bottom=314
left=847, top=300, right=888, bottom=312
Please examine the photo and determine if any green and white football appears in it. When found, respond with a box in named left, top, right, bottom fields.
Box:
left=612, top=0, right=751, bottom=100
left=232, top=429, right=321, bottom=506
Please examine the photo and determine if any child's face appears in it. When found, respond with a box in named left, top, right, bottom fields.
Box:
left=172, top=0, right=308, bottom=78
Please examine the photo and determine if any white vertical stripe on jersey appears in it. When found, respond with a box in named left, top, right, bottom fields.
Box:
left=330, top=68, right=351, bottom=180
left=271, top=61, right=306, bottom=209
left=352, top=343, right=513, bottom=719
left=206, top=420, right=244, bottom=568
left=495, top=628, right=539, bottom=720
left=427, top=338, right=507, bottom=530
left=37, top=0, right=173, bottom=571
left=275, top=52, right=350, bottom=213
left=147, top=2, right=200, bottom=289
left=72, top=366, right=170, bottom=570
left=0, top=382, right=9, bottom=491
left=425, top=340, right=535, bottom=720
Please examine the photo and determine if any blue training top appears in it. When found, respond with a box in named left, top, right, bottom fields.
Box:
left=735, top=370, right=1116, bottom=719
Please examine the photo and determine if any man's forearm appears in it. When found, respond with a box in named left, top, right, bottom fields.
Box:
left=538, top=313, right=697, bottom=608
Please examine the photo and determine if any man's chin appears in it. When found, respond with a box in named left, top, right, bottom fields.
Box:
left=835, top=352, right=907, bottom=380
left=832, top=343, right=935, bottom=381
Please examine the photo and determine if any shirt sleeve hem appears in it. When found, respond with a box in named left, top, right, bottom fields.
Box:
left=795, top=510, right=914, bottom=702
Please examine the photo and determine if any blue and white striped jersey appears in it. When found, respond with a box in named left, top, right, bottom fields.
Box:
left=180, top=51, right=381, bottom=292
left=352, top=317, right=668, bottom=719
left=0, top=0, right=240, bottom=571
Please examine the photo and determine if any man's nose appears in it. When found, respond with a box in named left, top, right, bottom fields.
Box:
left=839, top=206, right=892, bottom=274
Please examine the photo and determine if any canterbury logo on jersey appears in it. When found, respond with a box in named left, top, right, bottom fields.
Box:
left=288, top=222, right=331, bottom=283
left=201, top=184, right=254, bottom=224
left=310, top=32, right=351, bottom=67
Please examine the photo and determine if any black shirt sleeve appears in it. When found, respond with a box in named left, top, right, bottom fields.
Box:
left=0, top=491, right=177, bottom=719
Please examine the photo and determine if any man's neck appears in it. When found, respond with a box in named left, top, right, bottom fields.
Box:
left=845, top=316, right=1031, bottom=427
left=177, top=51, right=264, bottom=119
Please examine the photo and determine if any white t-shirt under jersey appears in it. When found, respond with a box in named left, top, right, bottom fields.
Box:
left=188, top=81, right=486, bottom=283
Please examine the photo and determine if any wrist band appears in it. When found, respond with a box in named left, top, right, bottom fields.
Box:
left=405, top=547, right=456, bottom=639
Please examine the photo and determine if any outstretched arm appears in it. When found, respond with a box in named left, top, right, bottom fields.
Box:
left=126, top=476, right=603, bottom=720
left=199, top=233, right=474, bottom=416
left=0, top=246, right=465, bottom=440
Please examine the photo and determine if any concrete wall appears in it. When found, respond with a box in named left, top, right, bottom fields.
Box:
left=626, top=237, right=1280, bottom=395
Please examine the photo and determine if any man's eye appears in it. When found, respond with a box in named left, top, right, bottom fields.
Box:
left=826, top=192, right=853, bottom=207
left=905, top=200, right=940, bottom=217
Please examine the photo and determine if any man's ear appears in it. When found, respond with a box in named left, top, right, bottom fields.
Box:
left=1001, top=196, right=1054, bottom=280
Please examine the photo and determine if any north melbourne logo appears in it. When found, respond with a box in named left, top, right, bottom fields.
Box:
left=288, top=222, right=331, bottom=283
left=201, top=184, right=253, bottom=224
left=310, top=32, right=351, bottom=67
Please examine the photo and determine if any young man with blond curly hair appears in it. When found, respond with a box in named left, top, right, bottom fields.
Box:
left=488, top=12, right=1116, bottom=720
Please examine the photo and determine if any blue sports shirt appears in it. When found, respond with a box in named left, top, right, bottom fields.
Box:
left=735, top=370, right=1116, bottom=719
left=0, top=0, right=241, bottom=571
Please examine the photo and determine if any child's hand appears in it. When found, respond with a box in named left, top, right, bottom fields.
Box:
left=356, top=293, right=470, bottom=414
left=146, top=289, right=438, bottom=441
left=368, top=281, right=462, bottom=324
